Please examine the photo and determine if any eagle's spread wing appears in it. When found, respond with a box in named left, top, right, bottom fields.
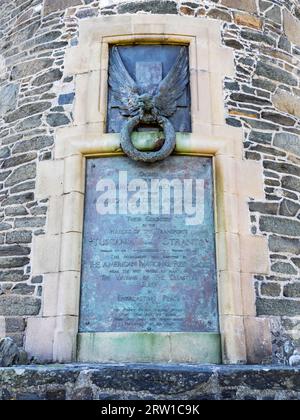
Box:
left=109, top=47, right=140, bottom=117
left=153, top=47, right=189, bottom=117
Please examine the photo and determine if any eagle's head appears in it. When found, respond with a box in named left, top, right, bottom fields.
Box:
left=138, top=94, right=154, bottom=112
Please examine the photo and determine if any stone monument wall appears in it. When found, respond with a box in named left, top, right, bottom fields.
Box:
left=0, top=0, right=300, bottom=365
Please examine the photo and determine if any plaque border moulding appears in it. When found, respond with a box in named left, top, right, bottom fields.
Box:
left=28, top=15, right=272, bottom=365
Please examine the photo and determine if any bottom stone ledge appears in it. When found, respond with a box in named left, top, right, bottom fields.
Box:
left=0, top=364, right=299, bottom=400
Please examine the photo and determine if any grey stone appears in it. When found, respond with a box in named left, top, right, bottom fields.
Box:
left=0, top=271, right=29, bottom=283
left=291, top=258, right=300, bottom=269
left=10, top=181, right=35, bottom=194
left=0, top=338, right=20, bottom=368
left=249, top=202, right=278, bottom=215
left=14, top=217, right=46, bottom=229
left=4, top=102, right=51, bottom=123
left=15, top=115, right=42, bottom=132
left=43, top=0, right=82, bottom=15
left=224, top=39, right=244, bottom=50
left=256, top=62, right=297, bottom=86
left=0, top=364, right=300, bottom=400
left=5, top=206, right=28, bottom=217
left=278, top=35, right=291, bottom=53
left=282, top=176, right=300, bottom=194
left=32, top=31, right=62, bottom=46
left=0, top=84, right=19, bottom=115
left=11, top=284, right=35, bottom=296
left=1, top=152, right=36, bottom=169
left=261, top=282, right=281, bottom=297
left=2, top=193, right=34, bottom=207
left=265, top=6, right=282, bottom=24
left=261, top=112, right=295, bottom=127
left=5, top=163, right=36, bottom=188
left=0, top=295, right=40, bottom=316
left=5, top=318, right=26, bottom=334
left=249, top=131, right=272, bottom=145
left=76, top=9, right=98, bottom=19
left=6, top=230, right=32, bottom=244
left=2, top=134, right=23, bottom=146
left=46, top=113, right=70, bottom=127
left=263, top=161, right=300, bottom=178
left=0, top=245, right=30, bottom=257
left=250, top=144, right=286, bottom=157
left=279, top=200, right=300, bottom=217
left=0, top=257, right=30, bottom=269
left=0, top=222, right=12, bottom=232
left=257, top=298, right=300, bottom=316
left=24, top=84, right=53, bottom=97
left=118, top=0, right=178, bottom=14
left=260, top=216, right=300, bottom=237
left=269, top=236, right=300, bottom=255
left=283, top=283, right=300, bottom=298
left=0, top=170, right=11, bottom=182
left=31, top=276, right=43, bottom=284
left=11, top=59, right=53, bottom=81
left=273, top=132, right=300, bottom=157
left=226, top=117, right=242, bottom=127
left=252, top=77, right=277, bottom=92
left=12, top=136, right=53, bottom=154
left=0, top=147, right=10, bottom=159
left=242, top=118, right=278, bottom=131
left=32, top=69, right=63, bottom=87
left=30, top=206, right=47, bottom=216
left=259, top=0, right=272, bottom=13
left=31, top=41, right=68, bottom=54
left=271, top=262, right=298, bottom=275
left=207, top=9, right=232, bottom=22
left=230, top=92, right=270, bottom=106
left=241, top=30, right=275, bottom=46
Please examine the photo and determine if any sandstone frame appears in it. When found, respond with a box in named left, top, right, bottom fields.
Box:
left=26, top=15, right=272, bottom=364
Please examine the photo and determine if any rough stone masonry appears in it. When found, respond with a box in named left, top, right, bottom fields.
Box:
left=0, top=0, right=300, bottom=369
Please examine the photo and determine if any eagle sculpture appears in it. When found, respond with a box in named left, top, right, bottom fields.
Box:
left=108, top=46, right=189, bottom=162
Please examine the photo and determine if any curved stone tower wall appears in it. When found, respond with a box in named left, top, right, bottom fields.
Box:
left=0, top=0, right=300, bottom=365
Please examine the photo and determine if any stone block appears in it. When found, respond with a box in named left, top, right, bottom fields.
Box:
left=273, top=89, right=300, bottom=120
left=257, top=298, right=300, bottom=317
left=0, top=296, right=41, bottom=317
left=25, top=317, right=56, bottom=362
left=0, top=84, right=19, bottom=116
left=220, top=315, right=247, bottom=364
left=221, top=0, right=257, bottom=14
left=234, top=13, right=262, bottom=29
left=43, top=0, right=83, bottom=16
left=244, top=317, right=272, bottom=364
left=240, top=235, right=269, bottom=274
left=284, top=10, right=300, bottom=47
left=36, top=160, right=64, bottom=199
left=32, top=235, right=61, bottom=275
left=260, top=216, right=300, bottom=237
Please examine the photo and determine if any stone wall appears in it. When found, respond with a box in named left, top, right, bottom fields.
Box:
left=0, top=364, right=300, bottom=400
left=0, top=0, right=300, bottom=364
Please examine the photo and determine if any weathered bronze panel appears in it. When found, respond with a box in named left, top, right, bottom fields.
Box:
left=79, top=156, right=218, bottom=333
left=107, top=45, right=191, bottom=134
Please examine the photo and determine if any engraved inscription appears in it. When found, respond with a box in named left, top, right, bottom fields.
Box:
left=79, top=156, right=218, bottom=333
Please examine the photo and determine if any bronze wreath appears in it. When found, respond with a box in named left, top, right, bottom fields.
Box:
left=120, top=115, right=176, bottom=163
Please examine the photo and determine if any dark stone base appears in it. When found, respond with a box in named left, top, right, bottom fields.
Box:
left=0, top=364, right=299, bottom=400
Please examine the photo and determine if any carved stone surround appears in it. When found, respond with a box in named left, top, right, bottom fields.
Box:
left=26, top=14, right=272, bottom=364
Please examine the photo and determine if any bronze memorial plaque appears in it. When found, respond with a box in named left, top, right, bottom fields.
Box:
left=79, top=156, right=219, bottom=333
